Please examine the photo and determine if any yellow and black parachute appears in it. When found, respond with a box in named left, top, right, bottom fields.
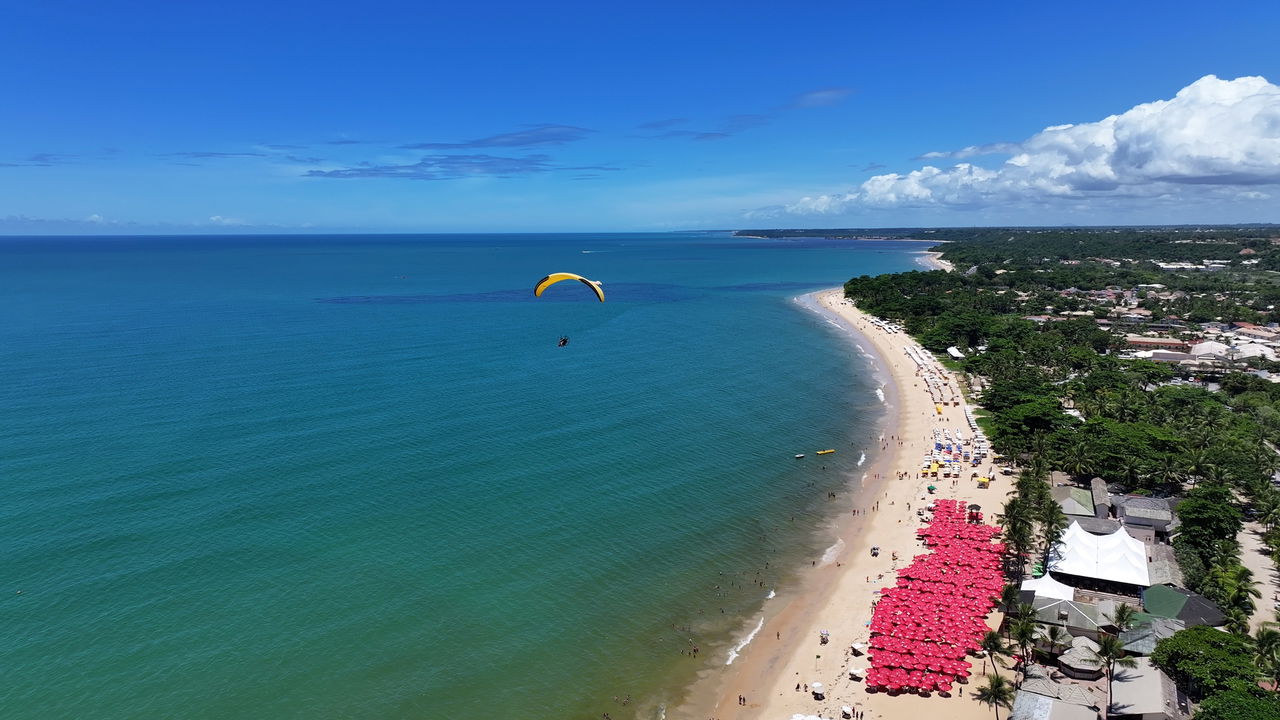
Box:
left=533, top=272, right=605, bottom=302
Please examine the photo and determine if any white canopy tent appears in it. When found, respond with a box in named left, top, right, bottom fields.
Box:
left=1021, top=573, right=1077, bottom=601
left=1047, top=522, right=1150, bottom=587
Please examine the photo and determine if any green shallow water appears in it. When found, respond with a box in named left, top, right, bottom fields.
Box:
left=0, top=233, right=923, bottom=719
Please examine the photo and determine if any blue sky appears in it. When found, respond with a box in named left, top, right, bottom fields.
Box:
left=2, top=1, right=1279, bottom=233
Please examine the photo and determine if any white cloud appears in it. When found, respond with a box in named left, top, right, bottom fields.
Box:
left=779, top=75, right=1280, bottom=216
left=207, top=215, right=246, bottom=226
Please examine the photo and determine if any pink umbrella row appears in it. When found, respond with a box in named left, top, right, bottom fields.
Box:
left=861, top=498, right=1005, bottom=693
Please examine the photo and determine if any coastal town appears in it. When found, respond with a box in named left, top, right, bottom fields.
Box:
left=711, top=227, right=1280, bottom=720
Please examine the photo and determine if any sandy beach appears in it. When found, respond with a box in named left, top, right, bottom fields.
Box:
left=677, top=287, right=1013, bottom=720
left=917, top=251, right=954, bottom=272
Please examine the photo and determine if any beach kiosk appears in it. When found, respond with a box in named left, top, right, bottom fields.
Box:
left=977, top=476, right=991, bottom=489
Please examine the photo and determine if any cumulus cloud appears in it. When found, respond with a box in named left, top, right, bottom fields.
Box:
left=400, top=124, right=593, bottom=150
left=778, top=75, right=1280, bottom=216
left=916, top=142, right=1020, bottom=160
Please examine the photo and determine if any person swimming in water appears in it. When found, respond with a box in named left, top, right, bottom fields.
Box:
left=558, top=336, right=569, bottom=347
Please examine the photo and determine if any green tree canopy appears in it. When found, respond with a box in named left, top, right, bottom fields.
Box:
left=1151, top=626, right=1258, bottom=699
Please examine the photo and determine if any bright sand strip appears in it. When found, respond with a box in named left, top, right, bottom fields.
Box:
left=917, top=251, right=954, bottom=272
left=676, top=288, right=1013, bottom=720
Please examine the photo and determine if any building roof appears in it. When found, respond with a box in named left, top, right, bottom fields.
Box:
left=1190, top=340, right=1230, bottom=356
left=1110, top=657, right=1176, bottom=717
left=1115, top=496, right=1174, bottom=524
left=1019, top=674, right=1100, bottom=708
left=1121, top=617, right=1185, bottom=655
left=1033, top=597, right=1102, bottom=631
left=1090, top=478, right=1109, bottom=509
left=1022, top=574, right=1077, bottom=602
left=1011, top=691, right=1098, bottom=720
left=1059, top=636, right=1103, bottom=673
left=1142, top=584, right=1227, bottom=626
left=1074, top=517, right=1122, bottom=535
left=1048, top=522, right=1151, bottom=587
left=1052, top=486, right=1095, bottom=517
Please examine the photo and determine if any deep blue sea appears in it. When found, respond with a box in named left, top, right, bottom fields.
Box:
left=0, top=233, right=924, bottom=719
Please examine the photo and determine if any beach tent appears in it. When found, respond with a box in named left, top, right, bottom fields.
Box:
left=1021, top=574, right=1076, bottom=602
left=1047, top=522, right=1150, bottom=587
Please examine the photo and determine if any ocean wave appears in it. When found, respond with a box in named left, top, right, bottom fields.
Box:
left=725, top=616, right=765, bottom=665
left=857, top=452, right=866, bottom=467
left=766, top=589, right=776, bottom=599
left=820, top=538, right=845, bottom=566
left=875, top=387, right=885, bottom=403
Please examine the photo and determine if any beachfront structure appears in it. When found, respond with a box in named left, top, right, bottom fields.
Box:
left=1139, top=584, right=1226, bottom=627
left=1107, top=657, right=1183, bottom=720
left=1053, top=481, right=1109, bottom=522
left=1047, top=522, right=1151, bottom=591
left=1031, top=597, right=1105, bottom=640
left=1058, top=636, right=1105, bottom=680
left=1021, top=574, right=1077, bottom=602
left=1112, top=497, right=1175, bottom=539
left=1014, top=665, right=1102, bottom=720
left=1123, top=336, right=1191, bottom=352
left=1011, top=689, right=1099, bottom=720
left=1119, top=617, right=1184, bottom=656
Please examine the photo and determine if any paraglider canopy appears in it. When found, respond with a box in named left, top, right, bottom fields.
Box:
left=534, top=272, right=605, bottom=302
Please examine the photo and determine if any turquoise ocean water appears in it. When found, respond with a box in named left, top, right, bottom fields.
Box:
left=0, top=233, right=922, bottom=719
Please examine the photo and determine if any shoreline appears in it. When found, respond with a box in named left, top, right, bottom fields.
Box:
left=916, top=251, right=954, bottom=272
left=672, top=288, right=1011, bottom=720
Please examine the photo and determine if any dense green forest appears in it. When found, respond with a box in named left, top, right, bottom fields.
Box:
left=738, top=224, right=1280, bottom=269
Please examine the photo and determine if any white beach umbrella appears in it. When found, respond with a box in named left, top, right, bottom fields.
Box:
left=811, top=682, right=824, bottom=693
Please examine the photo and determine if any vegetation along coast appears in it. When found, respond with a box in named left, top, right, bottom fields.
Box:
left=692, top=226, right=1280, bottom=720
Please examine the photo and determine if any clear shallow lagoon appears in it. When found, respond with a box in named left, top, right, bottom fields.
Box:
left=0, top=233, right=922, bottom=719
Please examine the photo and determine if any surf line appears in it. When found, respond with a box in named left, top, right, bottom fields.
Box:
left=726, top=616, right=765, bottom=665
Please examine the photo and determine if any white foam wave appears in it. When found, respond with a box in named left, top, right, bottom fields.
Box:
left=725, top=616, right=765, bottom=665
left=766, top=589, right=776, bottom=599
left=875, top=387, right=885, bottom=403
left=857, top=452, right=866, bottom=467
left=821, top=538, right=845, bottom=566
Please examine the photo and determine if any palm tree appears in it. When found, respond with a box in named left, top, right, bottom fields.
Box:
left=1257, top=626, right=1280, bottom=689
left=1059, top=439, right=1094, bottom=481
left=1000, top=584, right=1021, bottom=613
left=1037, top=501, right=1069, bottom=566
left=998, top=498, right=1036, bottom=577
left=1090, top=633, right=1138, bottom=703
left=1207, top=563, right=1262, bottom=630
left=1009, top=618, right=1039, bottom=684
left=1182, top=446, right=1215, bottom=488
left=980, top=630, right=1012, bottom=674
left=973, top=674, right=1015, bottom=720
left=1106, top=602, right=1138, bottom=635
left=1039, top=623, right=1070, bottom=658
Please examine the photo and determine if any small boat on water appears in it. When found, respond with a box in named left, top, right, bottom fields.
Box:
left=795, top=454, right=806, bottom=459
left=817, top=449, right=836, bottom=455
